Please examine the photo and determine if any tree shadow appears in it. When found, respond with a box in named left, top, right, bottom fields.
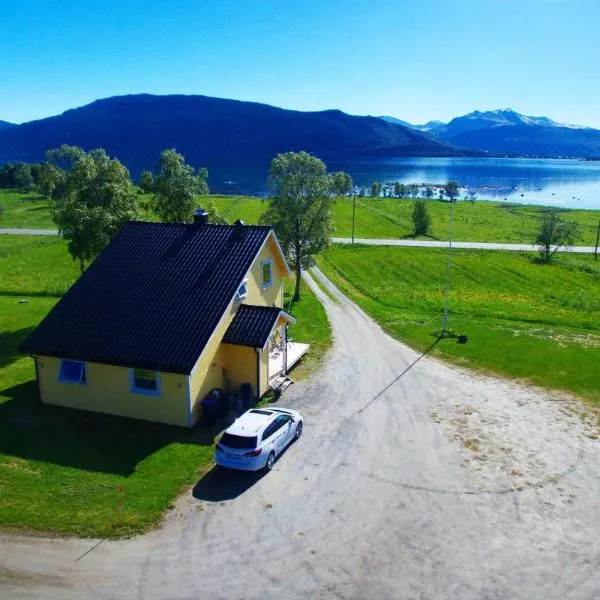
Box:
left=0, top=327, right=36, bottom=369
left=402, top=233, right=441, bottom=241
left=0, top=379, right=228, bottom=476
left=24, top=206, right=51, bottom=212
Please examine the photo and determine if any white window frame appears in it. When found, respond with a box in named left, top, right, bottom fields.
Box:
left=236, top=278, right=248, bottom=301
left=129, top=368, right=161, bottom=396
left=261, top=259, right=273, bottom=289
left=58, top=359, right=87, bottom=385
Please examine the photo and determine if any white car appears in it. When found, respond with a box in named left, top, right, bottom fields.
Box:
left=215, top=407, right=303, bottom=471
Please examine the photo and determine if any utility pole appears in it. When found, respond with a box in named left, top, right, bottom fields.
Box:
left=595, top=217, right=600, bottom=262
left=352, top=187, right=357, bottom=244
left=442, top=198, right=455, bottom=336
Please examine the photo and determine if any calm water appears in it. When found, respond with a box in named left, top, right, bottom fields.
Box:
left=325, top=157, right=600, bottom=210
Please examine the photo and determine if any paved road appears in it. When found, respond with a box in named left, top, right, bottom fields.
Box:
left=2, top=228, right=596, bottom=253
left=2, top=268, right=600, bottom=599
left=333, top=237, right=598, bottom=253
left=0, top=228, right=59, bottom=236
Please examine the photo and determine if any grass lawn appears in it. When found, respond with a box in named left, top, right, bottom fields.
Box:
left=0, top=235, right=330, bottom=537
left=319, top=245, right=600, bottom=404
left=283, top=278, right=332, bottom=380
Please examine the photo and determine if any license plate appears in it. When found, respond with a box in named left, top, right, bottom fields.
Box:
left=227, top=454, right=242, bottom=460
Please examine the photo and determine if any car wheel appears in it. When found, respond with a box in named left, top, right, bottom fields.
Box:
left=265, top=451, right=276, bottom=471
left=295, top=421, right=303, bottom=440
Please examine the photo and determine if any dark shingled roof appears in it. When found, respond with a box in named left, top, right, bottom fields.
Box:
left=223, top=305, right=285, bottom=349
left=20, top=221, right=274, bottom=374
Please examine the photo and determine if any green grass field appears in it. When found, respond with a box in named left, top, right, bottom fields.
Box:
left=0, top=190, right=52, bottom=229
left=0, top=235, right=330, bottom=537
left=319, top=245, right=600, bottom=404
left=332, top=197, right=600, bottom=244
left=3, top=189, right=599, bottom=246
left=212, top=195, right=600, bottom=245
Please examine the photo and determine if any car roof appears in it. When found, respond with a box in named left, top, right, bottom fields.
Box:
left=225, top=409, right=279, bottom=437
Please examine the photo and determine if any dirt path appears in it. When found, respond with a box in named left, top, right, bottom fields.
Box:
left=2, top=267, right=600, bottom=600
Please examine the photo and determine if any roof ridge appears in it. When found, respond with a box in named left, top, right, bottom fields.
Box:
left=126, top=220, right=273, bottom=230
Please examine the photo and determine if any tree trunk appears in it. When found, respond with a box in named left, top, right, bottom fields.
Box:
left=79, top=258, right=85, bottom=275
left=293, top=260, right=302, bottom=301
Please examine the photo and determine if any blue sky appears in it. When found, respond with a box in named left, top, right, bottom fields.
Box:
left=1, top=0, right=599, bottom=127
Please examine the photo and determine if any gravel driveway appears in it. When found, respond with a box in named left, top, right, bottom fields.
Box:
left=2, top=267, right=600, bottom=600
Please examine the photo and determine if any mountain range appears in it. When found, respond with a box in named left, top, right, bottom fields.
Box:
left=0, top=94, right=465, bottom=189
left=379, top=116, right=444, bottom=131
left=391, top=108, right=600, bottom=157
left=1, top=98, right=599, bottom=192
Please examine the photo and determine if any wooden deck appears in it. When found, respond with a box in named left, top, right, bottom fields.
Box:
left=268, top=341, right=310, bottom=382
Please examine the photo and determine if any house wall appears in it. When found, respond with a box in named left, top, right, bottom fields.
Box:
left=221, top=343, right=257, bottom=393
left=245, top=236, right=285, bottom=308
left=188, top=324, right=227, bottom=426
left=258, top=347, right=269, bottom=394
left=188, top=234, right=287, bottom=424
left=35, top=355, right=189, bottom=426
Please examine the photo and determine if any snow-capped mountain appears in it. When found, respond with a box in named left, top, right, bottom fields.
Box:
left=380, top=109, right=600, bottom=157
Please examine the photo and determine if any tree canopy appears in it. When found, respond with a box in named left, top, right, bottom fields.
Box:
left=261, top=151, right=334, bottom=300
left=371, top=181, right=382, bottom=197
left=412, top=199, right=431, bottom=236
left=0, top=162, right=36, bottom=190
left=330, top=171, right=353, bottom=196
left=535, top=210, right=579, bottom=262
left=49, top=145, right=139, bottom=273
left=151, top=149, right=209, bottom=223
left=138, top=170, right=155, bottom=193
left=444, top=180, right=461, bottom=202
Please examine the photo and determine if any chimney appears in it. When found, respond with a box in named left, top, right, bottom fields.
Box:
left=193, top=207, right=209, bottom=225
left=233, top=219, right=245, bottom=241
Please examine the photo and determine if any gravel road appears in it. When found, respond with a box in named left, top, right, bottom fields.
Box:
left=2, top=267, right=600, bottom=600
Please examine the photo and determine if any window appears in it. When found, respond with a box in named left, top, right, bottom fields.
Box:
left=262, top=422, right=277, bottom=442
left=59, top=359, right=87, bottom=384
left=130, top=368, right=160, bottom=395
left=236, top=279, right=248, bottom=301
left=261, top=259, right=273, bottom=289
left=262, top=415, right=289, bottom=441
left=220, top=433, right=258, bottom=449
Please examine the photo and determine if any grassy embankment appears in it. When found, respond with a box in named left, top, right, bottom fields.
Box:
left=319, top=245, right=600, bottom=405
left=0, top=236, right=330, bottom=537
left=3, top=189, right=599, bottom=245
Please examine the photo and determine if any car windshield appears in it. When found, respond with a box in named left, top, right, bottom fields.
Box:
left=220, top=433, right=258, bottom=449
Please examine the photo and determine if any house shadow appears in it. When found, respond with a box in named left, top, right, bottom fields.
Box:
left=192, top=466, right=266, bottom=502
left=0, top=379, right=226, bottom=476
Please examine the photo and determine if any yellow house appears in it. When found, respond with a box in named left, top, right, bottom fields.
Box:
left=20, top=214, right=307, bottom=427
